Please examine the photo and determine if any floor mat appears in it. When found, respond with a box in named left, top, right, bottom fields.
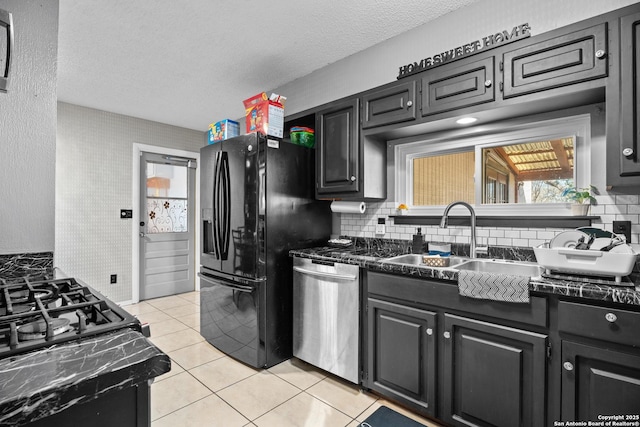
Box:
left=359, top=406, right=427, bottom=427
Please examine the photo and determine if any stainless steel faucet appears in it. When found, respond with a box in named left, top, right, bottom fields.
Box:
left=440, top=201, right=488, bottom=258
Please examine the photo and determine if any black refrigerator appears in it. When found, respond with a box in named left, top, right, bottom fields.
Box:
left=199, top=133, right=331, bottom=368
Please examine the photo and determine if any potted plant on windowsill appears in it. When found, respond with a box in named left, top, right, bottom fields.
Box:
left=397, top=203, right=409, bottom=216
left=562, top=185, right=599, bottom=216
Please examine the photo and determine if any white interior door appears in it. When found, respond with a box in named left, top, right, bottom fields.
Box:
left=139, top=151, right=196, bottom=300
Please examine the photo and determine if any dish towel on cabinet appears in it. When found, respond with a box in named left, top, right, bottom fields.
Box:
left=457, top=270, right=530, bottom=303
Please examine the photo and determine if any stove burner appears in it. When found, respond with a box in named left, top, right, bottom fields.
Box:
left=17, top=318, right=71, bottom=341
left=0, top=305, right=32, bottom=316
left=9, top=288, right=55, bottom=303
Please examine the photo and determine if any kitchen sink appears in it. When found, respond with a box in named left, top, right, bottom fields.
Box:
left=455, top=259, right=543, bottom=278
left=381, top=254, right=468, bottom=267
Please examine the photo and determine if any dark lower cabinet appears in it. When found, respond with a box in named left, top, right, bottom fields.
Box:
left=442, top=314, right=548, bottom=427
left=366, top=298, right=437, bottom=416
left=28, top=383, right=150, bottom=427
left=561, top=341, right=640, bottom=419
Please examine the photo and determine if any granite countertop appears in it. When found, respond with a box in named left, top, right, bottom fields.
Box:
left=290, top=242, right=640, bottom=307
left=0, top=329, right=171, bottom=426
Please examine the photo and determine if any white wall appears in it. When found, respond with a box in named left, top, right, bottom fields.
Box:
left=269, top=0, right=640, bottom=248
left=274, top=0, right=638, bottom=116
left=0, top=0, right=58, bottom=254
left=56, top=103, right=204, bottom=302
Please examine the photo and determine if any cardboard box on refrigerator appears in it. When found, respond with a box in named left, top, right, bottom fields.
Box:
left=243, top=92, right=285, bottom=138
left=207, top=119, right=239, bottom=144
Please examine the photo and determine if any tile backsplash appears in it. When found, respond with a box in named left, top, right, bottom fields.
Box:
left=340, top=195, right=640, bottom=248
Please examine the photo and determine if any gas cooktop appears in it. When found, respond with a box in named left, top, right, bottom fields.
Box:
left=0, top=276, right=144, bottom=358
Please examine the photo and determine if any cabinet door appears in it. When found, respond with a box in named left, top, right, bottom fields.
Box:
left=443, top=314, right=547, bottom=427
left=503, top=23, right=607, bottom=98
left=618, top=12, right=640, bottom=176
left=421, top=56, right=495, bottom=116
left=362, top=80, right=417, bottom=129
left=315, top=98, right=359, bottom=196
left=367, top=298, right=437, bottom=416
left=561, top=341, right=640, bottom=420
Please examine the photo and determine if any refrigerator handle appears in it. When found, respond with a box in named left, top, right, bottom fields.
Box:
left=213, top=151, right=223, bottom=259
left=221, top=152, right=231, bottom=259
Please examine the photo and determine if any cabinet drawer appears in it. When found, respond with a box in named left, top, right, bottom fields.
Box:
left=368, top=272, right=548, bottom=328
left=421, top=56, right=495, bottom=116
left=503, top=23, right=607, bottom=98
left=558, top=301, right=640, bottom=347
left=362, top=80, right=417, bottom=129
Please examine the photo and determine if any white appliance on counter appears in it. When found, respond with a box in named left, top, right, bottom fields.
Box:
left=292, top=257, right=360, bottom=384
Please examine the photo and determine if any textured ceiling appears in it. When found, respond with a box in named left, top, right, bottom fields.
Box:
left=57, top=0, right=478, bottom=131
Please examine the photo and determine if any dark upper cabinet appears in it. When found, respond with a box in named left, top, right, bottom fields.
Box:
left=561, top=341, right=640, bottom=420
left=442, top=314, right=547, bottom=427
left=421, top=56, right=495, bottom=116
left=315, top=98, right=360, bottom=196
left=503, top=23, right=608, bottom=98
left=362, top=80, right=417, bottom=129
left=366, top=298, right=437, bottom=416
left=613, top=11, right=640, bottom=178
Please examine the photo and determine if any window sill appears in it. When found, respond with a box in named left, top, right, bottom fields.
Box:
left=390, top=215, right=599, bottom=228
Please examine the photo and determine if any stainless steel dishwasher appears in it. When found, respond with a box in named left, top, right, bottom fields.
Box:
left=292, top=257, right=360, bottom=383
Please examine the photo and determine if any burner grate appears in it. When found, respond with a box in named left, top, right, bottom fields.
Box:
left=0, top=277, right=141, bottom=357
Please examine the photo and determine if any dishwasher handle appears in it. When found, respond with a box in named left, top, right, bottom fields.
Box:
left=293, top=266, right=357, bottom=281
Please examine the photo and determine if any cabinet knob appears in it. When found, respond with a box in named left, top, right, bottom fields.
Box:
left=605, top=312, right=617, bottom=323
left=623, top=147, right=634, bottom=158
left=443, top=331, right=451, bottom=339
left=426, top=328, right=433, bottom=336
left=595, top=49, right=606, bottom=59
left=484, top=80, right=492, bottom=88
left=563, top=361, right=574, bottom=371
left=406, top=100, right=413, bottom=107
left=350, top=175, right=356, bottom=182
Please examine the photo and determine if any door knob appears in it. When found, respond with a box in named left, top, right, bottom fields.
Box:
left=350, top=176, right=356, bottom=182
left=623, top=148, right=634, bottom=158
left=406, top=100, right=413, bottom=107
left=426, top=328, right=433, bottom=335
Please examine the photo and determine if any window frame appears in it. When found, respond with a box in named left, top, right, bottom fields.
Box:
left=394, top=114, right=591, bottom=216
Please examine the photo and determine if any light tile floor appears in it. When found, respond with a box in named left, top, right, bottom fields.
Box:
left=123, top=291, right=443, bottom=427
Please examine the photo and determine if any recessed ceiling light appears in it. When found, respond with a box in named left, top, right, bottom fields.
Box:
left=456, top=117, right=477, bottom=125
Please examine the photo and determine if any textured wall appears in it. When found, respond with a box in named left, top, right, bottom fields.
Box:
left=56, top=103, right=203, bottom=302
left=273, top=0, right=638, bottom=116
left=0, top=0, right=58, bottom=254
left=267, top=0, right=640, bottom=245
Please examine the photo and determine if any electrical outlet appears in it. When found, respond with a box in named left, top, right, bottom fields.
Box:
left=613, top=220, right=632, bottom=243
left=110, top=274, right=117, bottom=284
left=375, top=224, right=385, bottom=235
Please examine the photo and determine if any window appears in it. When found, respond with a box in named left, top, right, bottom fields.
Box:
left=394, top=115, right=591, bottom=215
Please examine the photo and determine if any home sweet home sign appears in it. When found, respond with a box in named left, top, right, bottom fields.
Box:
left=397, top=23, right=531, bottom=79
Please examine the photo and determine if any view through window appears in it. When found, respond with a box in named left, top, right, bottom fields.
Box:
left=412, top=137, right=575, bottom=206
